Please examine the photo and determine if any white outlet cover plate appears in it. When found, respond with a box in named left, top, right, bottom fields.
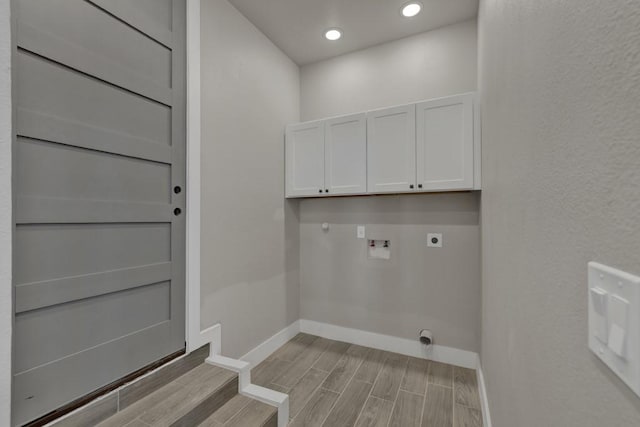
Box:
left=427, top=233, right=442, bottom=247
left=357, top=225, right=365, bottom=239
left=588, top=262, right=640, bottom=398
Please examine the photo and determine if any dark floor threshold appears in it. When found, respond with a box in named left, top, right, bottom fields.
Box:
left=23, top=348, right=186, bottom=427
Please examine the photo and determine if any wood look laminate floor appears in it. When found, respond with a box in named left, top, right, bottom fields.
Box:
left=251, top=334, right=482, bottom=427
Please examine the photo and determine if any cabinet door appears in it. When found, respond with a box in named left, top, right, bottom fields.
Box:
left=285, top=121, right=325, bottom=197
left=324, top=113, right=367, bottom=195
left=367, top=104, right=416, bottom=193
left=416, top=94, right=474, bottom=191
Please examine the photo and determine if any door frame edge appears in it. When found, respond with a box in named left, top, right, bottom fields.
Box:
left=186, top=0, right=203, bottom=353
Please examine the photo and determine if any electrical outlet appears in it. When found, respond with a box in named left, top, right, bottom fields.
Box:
left=427, top=233, right=443, bottom=247
left=357, top=225, right=366, bottom=239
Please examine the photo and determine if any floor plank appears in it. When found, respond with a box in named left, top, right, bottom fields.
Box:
left=453, top=367, right=481, bottom=410
left=269, top=334, right=318, bottom=362
left=389, top=391, right=424, bottom=427
left=123, top=420, right=153, bottom=427
left=428, top=361, right=453, bottom=388
left=313, top=340, right=351, bottom=372
left=119, top=345, right=209, bottom=410
left=354, top=396, right=393, bottom=427
left=287, top=368, right=330, bottom=419
left=401, top=357, right=430, bottom=395
left=289, top=388, right=339, bottom=427
left=321, top=345, right=368, bottom=393
left=251, top=358, right=291, bottom=387
left=225, top=399, right=278, bottom=427
left=267, top=383, right=290, bottom=393
left=98, top=383, right=182, bottom=427
left=56, top=393, right=117, bottom=427
left=422, top=384, right=453, bottom=427
left=272, top=338, right=332, bottom=388
left=370, top=352, right=408, bottom=401
left=454, top=404, right=483, bottom=427
left=322, top=380, right=372, bottom=427
left=206, top=393, right=252, bottom=424
left=139, top=367, right=235, bottom=425
left=197, top=417, right=223, bottom=427
left=353, top=348, right=386, bottom=384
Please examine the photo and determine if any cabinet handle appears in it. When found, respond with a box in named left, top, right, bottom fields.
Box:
left=418, top=184, right=423, bottom=189
left=409, top=185, right=414, bottom=189
left=174, top=186, right=182, bottom=194
left=318, top=189, right=323, bottom=193
left=174, top=208, right=182, bottom=216
left=325, top=189, right=329, bottom=193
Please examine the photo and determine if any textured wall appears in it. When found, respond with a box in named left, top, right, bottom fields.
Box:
left=0, top=0, right=11, bottom=423
left=300, top=19, right=477, bottom=121
left=200, top=0, right=300, bottom=358
left=298, top=20, right=481, bottom=352
left=479, top=0, right=640, bottom=425
left=300, top=194, right=481, bottom=351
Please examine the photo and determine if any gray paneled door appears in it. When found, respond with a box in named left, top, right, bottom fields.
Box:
left=11, top=0, right=186, bottom=424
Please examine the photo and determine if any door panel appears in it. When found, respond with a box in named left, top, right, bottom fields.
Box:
left=14, top=223, right=171, bottom=285
left=16, top=138, right=171, bottom=204
left=16, top=50, right=171, bottom=146
left=18, top=0, right=172, bottom=94
left=12, top=0, right=186, bottom=425
left=324, top=113, right=367, bottom=195
left=13, top=322, right=173, bottom=425
left=416, top=94, right=474, bottom=190
left=366, top=105, right=416, bottom=193
left=14, top=281, right=171, bottom=373
left=285, top=121, right=325, bottom=197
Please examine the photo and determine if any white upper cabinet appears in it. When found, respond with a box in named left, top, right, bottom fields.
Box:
left=284, top=93, right=480, bottom=198
left=416, top=93, right=474, bottom=191
left=285, top=120, right=325, bottom=197
left=367, top=104, right=416, bottom=194
left=324, top=113, right=367, bottom=195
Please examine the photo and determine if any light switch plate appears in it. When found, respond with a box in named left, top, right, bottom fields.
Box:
left=588, top=262, right=640, bottom=397
left=357, top=225, right=365, bottom=239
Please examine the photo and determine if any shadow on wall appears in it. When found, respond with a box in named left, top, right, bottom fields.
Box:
left=299, top=192, right=480, bottom=226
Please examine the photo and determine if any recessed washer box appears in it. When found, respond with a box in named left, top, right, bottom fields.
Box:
left=588, top=262, right=640, bottom=398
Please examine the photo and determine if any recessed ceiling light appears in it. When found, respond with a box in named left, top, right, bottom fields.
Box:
left=401, top=2, right=422, bottom=17
left=324, top=28, right=342, bottom=41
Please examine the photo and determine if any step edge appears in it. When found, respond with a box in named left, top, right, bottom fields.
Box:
left=241, top=384, right=288, bottom=427
left=167, top=375, right=239, bottom=427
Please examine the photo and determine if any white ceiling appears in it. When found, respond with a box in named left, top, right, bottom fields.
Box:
left=228, top=0, right=479, bottom=65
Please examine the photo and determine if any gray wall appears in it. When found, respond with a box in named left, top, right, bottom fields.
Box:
left=200, top=0, right=300, bottom=358
left=300, top=19, right=477, bottom=121
left=0, top=0, right=11, bottom=422
left=299, top=20, right=481, bottom=352
left=300, top=194, right=481, bottom=351
left=479, top=0, right=640, bottom=425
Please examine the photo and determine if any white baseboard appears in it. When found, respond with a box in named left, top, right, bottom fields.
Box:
left=207, top=354, right=251, bottom=390
left=199, top=323, right=221, bottom=356
left=207, top=353, right=289, bottom=427
left=205, top=325, right=291, bottom=427
left=240, top=320, right=301, bottom=368
left=241, top=384, right=289, bottom=427
left=476, top=358, right=492, bottom=427
left=299, top=319, right=478, bottom=369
